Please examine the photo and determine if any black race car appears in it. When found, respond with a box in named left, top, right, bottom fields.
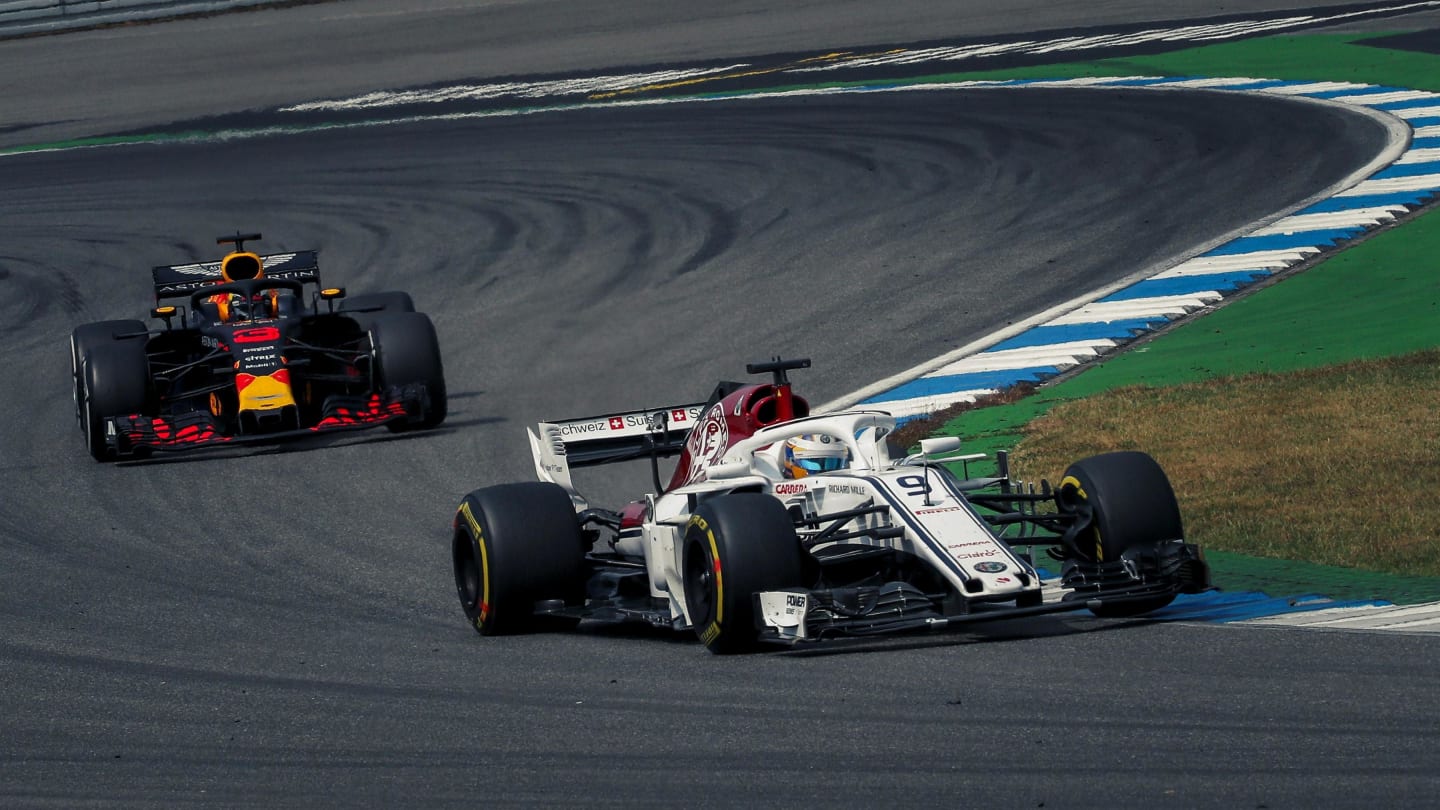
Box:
left=70, top=233, right=446, bottom=461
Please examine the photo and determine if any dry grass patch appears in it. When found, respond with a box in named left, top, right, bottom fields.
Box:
left=1008, top=349, right=1440, bottom=576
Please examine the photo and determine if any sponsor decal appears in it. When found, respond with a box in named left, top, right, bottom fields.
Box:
left=200, top=335, right=225, bottom=350
left=786, top=594, right=806, bottom=608
left=915, top=506, right=961, bottom=515
left=774, top=483, right=806, bottom=495
left=947, top=539, right=994, bottom=549
left=232, top=326, right=280, bottom=344
left=828, top=484, right=867, bottom=496
left=955, top=549, right=1000, bottom=559
left=973, top=561, right=1008, bottom=573
left=166, top=261, right=221, bottom=277
left=683, top=404, right=729, bottom=481
left=559, top=421, right=608, bottom=437
left=558, top=407, right=702, bottom=439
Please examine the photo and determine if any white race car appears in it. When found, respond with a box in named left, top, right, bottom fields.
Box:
left=451, top=358, right=1210, bottom=653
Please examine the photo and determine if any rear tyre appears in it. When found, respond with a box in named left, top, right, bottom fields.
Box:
left=452, top=482, right=586, bottom=636
left=682, top=493, right=805, bottom=654
left=1058, top=451, right=1183, bottom=617
left=369, top=312, right=447, bottom=429
left=70, top=320, right=146, bottom=431
left=80, top=341, right=151, bottom=461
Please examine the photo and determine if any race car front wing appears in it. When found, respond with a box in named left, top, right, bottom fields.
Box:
left=754, top=550, right=1209, bottom=644
left=103, top=384, right=430, bottom=457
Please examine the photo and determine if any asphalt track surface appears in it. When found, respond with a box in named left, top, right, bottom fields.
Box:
left=3, top=2, right=1440, bottom=807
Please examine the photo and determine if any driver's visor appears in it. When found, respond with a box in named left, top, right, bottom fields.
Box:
left=797, top=457, right=847, bottom=473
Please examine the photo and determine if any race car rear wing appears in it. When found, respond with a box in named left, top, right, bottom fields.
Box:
left=528, top=404, right=705, bottom=508
left=531, top=404, right=705, bottom=468
left=151, top=251, right=321, bottom=300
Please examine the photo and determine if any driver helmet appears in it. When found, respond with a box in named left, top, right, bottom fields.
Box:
left=782, top=434, right=849, bottom=479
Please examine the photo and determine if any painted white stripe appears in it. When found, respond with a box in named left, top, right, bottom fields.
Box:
left=1034, top=34, right=1176, bottom=54
left=1257, top=81, right=1375, bottom=95
left=1152, top=249, right=1318, bottom=277
left=1414, top=124, right=1440, bottom=138
left=926, top=340, right=1119, bottom=377
left=1398, top=147, right=1440, bottom=164
left=789, top=41, right=1040, bottom=72
left=1021, top=76, right=1167, bottom=87
left=1338, top=173, right=1440, bottom=195
left=1160, top=76, right=1283, bottom=88
left=936, top=41, right=1042, bottom=60
left=1190, top=17, right=1319, bottom=40
left=1047, top=293, right=1220, bottom=326
left=1242, top=602, right=1440, bottom=632
left=1391, top=104, right=1440, bottom=119
left=862, top=389, right=996, bottom=416
left=281, top=65, right=752, bottom=112
left=1251, top=207, right=1406, bottom=235
left=1329, top=90, right=1440, bottom=105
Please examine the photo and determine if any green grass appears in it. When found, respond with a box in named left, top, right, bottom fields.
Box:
left=1011, top=351, right=1440, bottom=576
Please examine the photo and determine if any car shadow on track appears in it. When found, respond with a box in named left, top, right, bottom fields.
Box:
left=772, top=614, right=1158, bottom=658
left=112, top=419, right=503, bottom=467
left=565, top=612, right=1163, bottom=657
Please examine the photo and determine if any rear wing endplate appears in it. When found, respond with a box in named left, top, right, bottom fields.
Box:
left=151, top=251, right=321, bottom=300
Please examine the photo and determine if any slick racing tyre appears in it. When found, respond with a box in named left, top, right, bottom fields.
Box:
left=339, top=291, right=414, bottom=331
left=452, top=482, right=587, bottom=635
left=682, top=493, right=805, bottom=654
left=70, top=320, right=146, bottom=432
left=1058, top=451, right=1184, bottom=617
left=80, top=341, right=151, bottom=461
left=369, top=312, right=447, bottom=429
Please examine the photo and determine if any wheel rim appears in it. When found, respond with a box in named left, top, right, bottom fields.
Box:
left=683, top=540, right=715, bottom=624
left=456, top=548, right=480, bottom=613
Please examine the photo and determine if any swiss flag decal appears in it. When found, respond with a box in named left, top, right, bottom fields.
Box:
left=609, top=417, right=624, bottom=430
left=672, top=409, right=688, bottom=422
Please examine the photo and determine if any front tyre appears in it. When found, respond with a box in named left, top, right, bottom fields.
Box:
left=1058, top=451, right=1184, bottom=617
left=369, top=312, right=447, bottom=430
left=682, top=493, right=805, bottom=654
left=80, top=341, right=151, bottom=461
left=70, top=320, right=146, bottom=431
left=452, top=482, right=586, bottom=636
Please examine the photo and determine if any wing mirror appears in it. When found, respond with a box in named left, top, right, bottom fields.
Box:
left=319, top=287, right=346, bottom=313
left=151, top=305, right=178, bottom=329
left=919, top=437, right=962, bottom=457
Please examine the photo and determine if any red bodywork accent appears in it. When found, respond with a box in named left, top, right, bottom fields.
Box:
left=663, top=383, right=809, bottom=491
left=618, top=502, right=647, bottom=530
left=311, top=393, right=409, bottom=429
left=232, top=326, right=281, bottom=344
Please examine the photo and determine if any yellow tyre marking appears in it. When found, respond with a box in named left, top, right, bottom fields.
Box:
left=688, top=514, right=723, bottom=628
left=1060, top=475, right=1103, bottom=561
left=458, top=501, right=491, bottom=625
